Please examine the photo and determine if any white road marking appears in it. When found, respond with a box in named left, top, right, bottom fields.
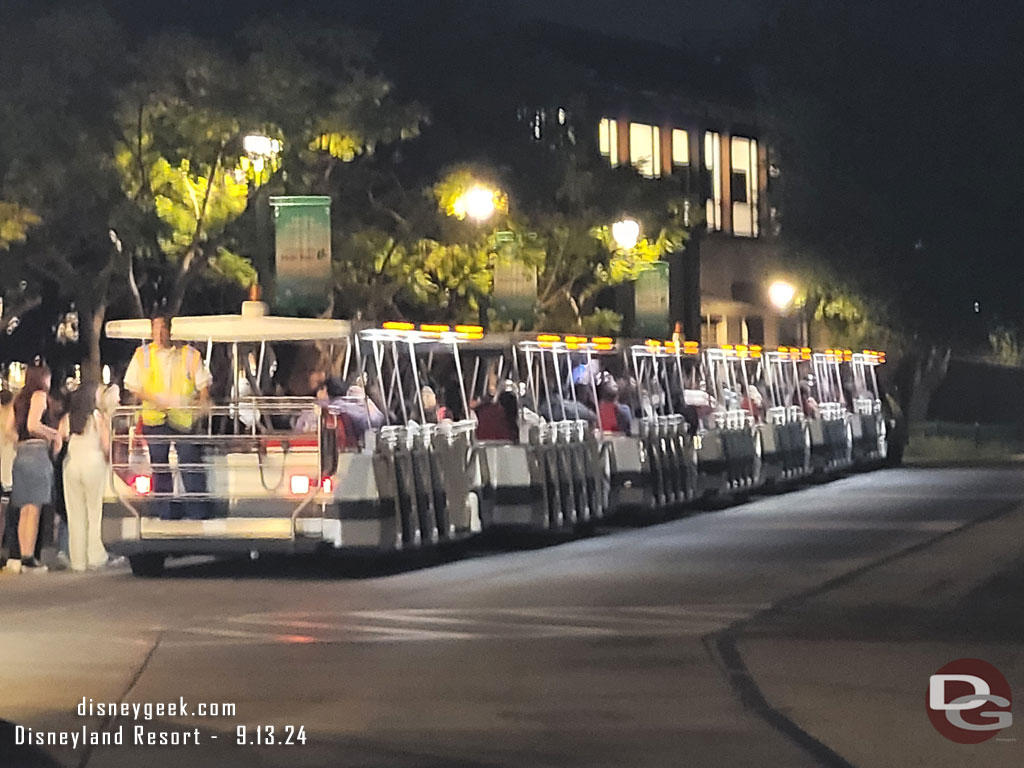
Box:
left=162, top=604, right=773, bottom=646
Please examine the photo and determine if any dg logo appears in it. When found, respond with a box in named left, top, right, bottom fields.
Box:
left=927, top=658, right=1013, bottom=744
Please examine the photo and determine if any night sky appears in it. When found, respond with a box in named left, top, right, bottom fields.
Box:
left=15, top=0, right=763, bottom=48
left=510, top=0, right=764, bottom=44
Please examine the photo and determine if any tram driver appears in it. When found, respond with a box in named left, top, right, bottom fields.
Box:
left=124, top=315, right=212, bottom=520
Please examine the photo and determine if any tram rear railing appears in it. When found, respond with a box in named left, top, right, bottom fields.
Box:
left=108, top=399, right=333, bottom=534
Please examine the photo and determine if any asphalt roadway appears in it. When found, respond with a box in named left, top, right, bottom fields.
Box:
left=2, top=466, right=1024, bottom=768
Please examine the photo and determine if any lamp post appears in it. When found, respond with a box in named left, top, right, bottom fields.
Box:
left=452, top=185, right=499, bottom=222
left=611, top=217, right=640, bottom=250
left=768, top=279, right=807, bottom=346
left=241, top=134, right=282, bottom=302
left=768, top=280, right=796, bottom=312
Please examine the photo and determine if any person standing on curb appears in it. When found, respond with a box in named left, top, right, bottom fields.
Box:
left=60, top=382, right=110, bottom=571
left=6, top=365, right=61, bottom=573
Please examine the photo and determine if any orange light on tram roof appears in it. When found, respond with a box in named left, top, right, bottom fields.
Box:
left=537, top=334, right=560, bottom=343
left=455, top=325, right=483, bottom=334
left=592, top=337, right=613, bottom=345
left=420, top=323, right=450, bottom=333
left=383, top=321, right=415, bottom=331
left=645, top=339, right=662, bottom=347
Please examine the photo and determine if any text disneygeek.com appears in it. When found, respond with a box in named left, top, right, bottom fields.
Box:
left=12, top=697, right=307, bottom=749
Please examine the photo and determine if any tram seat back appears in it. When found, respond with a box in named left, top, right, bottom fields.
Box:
left=767, top=405, right=789, bottom=426
left=852, top=396, right=878, bottom=416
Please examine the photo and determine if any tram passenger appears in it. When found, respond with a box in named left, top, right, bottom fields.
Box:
left=475, top=390, right=518, bottom=442
left=683, top=385, right=715, bottom=431
left=124, top=315, right=212, bottom=520
left=741, top=384, right=765, bottom=422
left=597, top=378, right=632, bottom=434
left=333, top=384, right=385, bottom=440
left=800, top=384, right=819, bottom=418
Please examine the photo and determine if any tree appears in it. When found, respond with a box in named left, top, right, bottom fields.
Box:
left=114, top=22, right=425, bottom=317
left=0, top=8, right=131, bottom=382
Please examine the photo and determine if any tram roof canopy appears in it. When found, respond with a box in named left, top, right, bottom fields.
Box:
left=105, top=302, right=351, bottom=343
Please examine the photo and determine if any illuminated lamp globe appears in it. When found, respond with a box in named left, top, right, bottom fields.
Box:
left=768, top=280, right=797, bottom=311
left=611, top=218, right=640, bottom=250
left=454, top=186, right=497, bottom=222
left=243, top=134, right=281, bottom=158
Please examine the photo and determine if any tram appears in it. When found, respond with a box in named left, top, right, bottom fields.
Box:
left=98, top=304, right=898, bottom=576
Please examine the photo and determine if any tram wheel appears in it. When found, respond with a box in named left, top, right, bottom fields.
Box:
left=129, top=554, right=166, bottom=578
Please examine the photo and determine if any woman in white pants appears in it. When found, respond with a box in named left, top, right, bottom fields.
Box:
left=61, top=383, right=110, bottom=572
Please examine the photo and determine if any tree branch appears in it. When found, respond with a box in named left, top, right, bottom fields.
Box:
left=169, top=142, right=226, bottom=313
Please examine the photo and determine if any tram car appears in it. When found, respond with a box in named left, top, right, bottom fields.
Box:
left=99, top=303, right=899, bottom=575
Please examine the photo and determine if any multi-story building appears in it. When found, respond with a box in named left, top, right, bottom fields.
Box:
left=591, top=98, right=785, bottom=347
left=375, top=13, right=792, bottom=344
left=512, top=26, right=790, bottom=345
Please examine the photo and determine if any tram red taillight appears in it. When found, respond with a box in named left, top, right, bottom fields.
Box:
left=132, top=475, right=152, bottom=495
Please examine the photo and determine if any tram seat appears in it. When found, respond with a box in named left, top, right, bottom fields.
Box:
left=603, top=433, right=644, bottom=508
left=405, top=426, right=437, bottom=544
left=431, top=422, right=477, bottom=535
left=553, top=423, right=578, bottom=526
left=482, top=442, right=537, bottom=527
left=568, top=421, right=592, bottom=522
left=529, top=424, right=562, bottom=529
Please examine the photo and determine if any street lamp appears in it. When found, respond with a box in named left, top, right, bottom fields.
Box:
left=611, top=218, right=640, bottom=250
left=768, top=280, right=797, bottom=312
left=241, top=134, right=282, bottom=182
left=453, top=186, right=498, bottom=222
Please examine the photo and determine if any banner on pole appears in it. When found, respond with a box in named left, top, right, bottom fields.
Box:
left=269, top=195, right=332, bottom=316
left=633, top=261, right=670, bottom=338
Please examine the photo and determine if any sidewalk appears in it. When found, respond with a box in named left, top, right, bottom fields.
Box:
left=733, top=503, right=1024, bottom=767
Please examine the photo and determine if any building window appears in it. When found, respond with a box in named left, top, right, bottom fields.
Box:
left=629, top=122, right=661, bottom=178
left=598, top=118, right=618, bottom=167
left=672, top=129, right=689, bottom=168
left=731, top=136, right=759, bottom=237
left=704, top=131, right=722, bottom=231
left=744, top=316, right=765, bottom=345
left=701, top=315, right=722, bottom=346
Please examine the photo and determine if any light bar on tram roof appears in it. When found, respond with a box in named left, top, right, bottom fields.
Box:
left=633, top=338, right=700, bottom=357
left=858, top=349, right=886, bottom=364
left=370, top=321, right=484, bottom=342
left=518, top=333, right=617, bottom=352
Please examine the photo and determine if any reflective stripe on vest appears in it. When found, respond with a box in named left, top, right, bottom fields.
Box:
left=139, top=345, right=198, bottom=430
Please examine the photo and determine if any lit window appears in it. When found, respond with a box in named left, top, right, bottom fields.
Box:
left=731, top=136, right=759, bottom=237
left=629, top=122, right=661, bottom=178
left=704, top=131, right=722, bottom=231
left=672, top=129, right=689, bottom=167
left=701, top=315, right=723, bottom=346
left=598, top=118, right=619, bottom=167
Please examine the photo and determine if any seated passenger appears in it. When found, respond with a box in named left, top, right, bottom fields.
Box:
left=597, top=379, right=631, bottom=434
left=741, top=384, right=765, bottom=422
left=475, top=391, right=518, bottom=442
left=332, top=384, right=385, bottom=438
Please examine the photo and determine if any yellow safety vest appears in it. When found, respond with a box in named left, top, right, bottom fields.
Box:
left=137, top=344, right=200, bottom=430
